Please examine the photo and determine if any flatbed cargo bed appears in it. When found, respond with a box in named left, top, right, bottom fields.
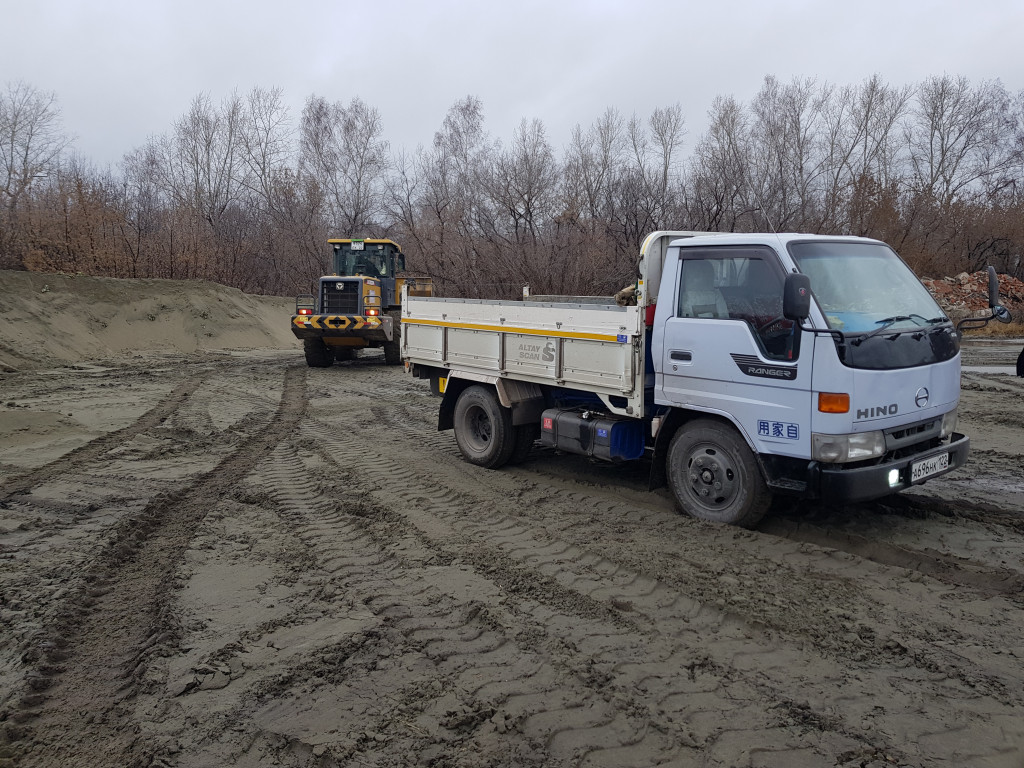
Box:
left=402, top=295, right=646, bottom=416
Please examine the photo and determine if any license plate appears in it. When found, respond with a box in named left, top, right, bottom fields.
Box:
left=911, top=452, right=949, bottom=482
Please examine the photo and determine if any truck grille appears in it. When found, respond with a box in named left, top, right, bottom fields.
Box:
left=884, top=418, right=940, bottom=453
left=321, top=281, right=360, bottom=314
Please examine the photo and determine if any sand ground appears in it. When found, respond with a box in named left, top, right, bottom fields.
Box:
left=1, top=271, right=1023, bottom=768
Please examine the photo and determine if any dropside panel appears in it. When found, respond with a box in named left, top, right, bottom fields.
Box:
left=403, top=296, right=645, bottom=416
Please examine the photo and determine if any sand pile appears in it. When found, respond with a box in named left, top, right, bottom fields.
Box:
left=0, top=270, right=298, bottom=372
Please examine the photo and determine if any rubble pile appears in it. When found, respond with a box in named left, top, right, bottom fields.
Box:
left=921, top=271, right=1024, bottom=323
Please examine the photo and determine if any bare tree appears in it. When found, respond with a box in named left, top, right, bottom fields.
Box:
left=686, top=95, right=755, bottom=231
left=485, top=118, right=558, bottom=245
left=0, top=81, right=69, bottom=213
left=239, top=87, right=293, bottom=211
left=743, top=76, right=832, bottom=231
left=907, top=76, right=1015, bottom=207
left=816, top=75, right=912, bottom=233
left=0, top=81, right=71, bottom=267
left=118, top=146, right=167, bottom=278
left=300, top=95, right=389, bottom=236
left=564, top=107, right=627, bottom=228
left=386, top=96, right=493, bottom=295
left=623, top=104, right=686, bottom=233
left=155, top=93, right=246, bottom=222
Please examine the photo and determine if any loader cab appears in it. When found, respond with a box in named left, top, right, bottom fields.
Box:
left=330, top=239, right=405, bottom=280
left=328, top=239, right=405, bottom=308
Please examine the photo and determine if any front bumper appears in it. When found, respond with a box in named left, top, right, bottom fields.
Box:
left=291, top=314, right=393, bottom=342
left=816, top=432, right=970, bottom=504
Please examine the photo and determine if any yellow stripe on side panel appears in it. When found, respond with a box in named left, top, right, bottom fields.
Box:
left=402, top=317, right=624, bottom=343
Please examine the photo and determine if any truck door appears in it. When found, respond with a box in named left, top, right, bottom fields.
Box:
left=656, top=245, right=813, bottom=460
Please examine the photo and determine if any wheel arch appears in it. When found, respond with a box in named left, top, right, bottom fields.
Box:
left=438, top=373, right=545, bottom=431
left=663, top=412, right=773, bottom=527
left=438, top=376, right=478, bottom=431
left=650, top=407, right=760, bottom=489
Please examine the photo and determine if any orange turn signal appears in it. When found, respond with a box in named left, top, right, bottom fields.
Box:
left=365, top=308, right=379, bottom=316
left=818, top=392, right=850, bottom=413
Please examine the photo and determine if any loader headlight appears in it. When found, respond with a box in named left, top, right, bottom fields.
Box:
left=811, top=430, right=885, bottom=463
left=939, top=408, right=958, bottom=438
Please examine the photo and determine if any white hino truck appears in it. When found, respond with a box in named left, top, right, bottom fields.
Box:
left=401, top=232, right=1011, bottom=527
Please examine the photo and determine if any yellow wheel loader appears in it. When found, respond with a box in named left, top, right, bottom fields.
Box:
left=291, top=238, right=432, bottom=367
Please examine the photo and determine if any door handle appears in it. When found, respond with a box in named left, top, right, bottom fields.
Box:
left=670, top=351, right=692, bottom=361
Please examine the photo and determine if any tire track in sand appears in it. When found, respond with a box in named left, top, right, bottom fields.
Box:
left=295, top=405, right=1024, bottom=768
left=295, top=421, right=935, bottom=768
left=0, top=376, right=207, bottom=503
left=232, top=440, right=675, bottom=767
left=0, top=365, right=307, bottom=768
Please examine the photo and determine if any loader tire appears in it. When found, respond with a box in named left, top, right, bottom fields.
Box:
left=303, top=338, right=335, bottom=368
left=383, top=311, right=402, bottom=366
left=666, top=418, right=771, bottom=528
left=453, top=386, right=516, bottom=469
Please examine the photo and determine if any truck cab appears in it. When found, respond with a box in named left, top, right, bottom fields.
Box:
left=649, top=233, right=967, bottom=524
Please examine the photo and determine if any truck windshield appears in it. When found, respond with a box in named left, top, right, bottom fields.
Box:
left=788, top=241, right=947, bottom=334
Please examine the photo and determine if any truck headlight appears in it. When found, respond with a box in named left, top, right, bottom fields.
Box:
left=811, top=431, right=885, bottom=463
left=940, top=408, right=958, bottom=438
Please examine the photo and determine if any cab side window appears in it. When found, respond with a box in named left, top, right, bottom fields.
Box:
left=676, top=249, right=799, bottom=361
left=677, top=260, right=728, bottom=318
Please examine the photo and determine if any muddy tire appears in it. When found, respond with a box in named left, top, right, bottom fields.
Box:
left=667, top=418, right=771, bottom=528
left=453, top=386, right=516, bottom=468
left=508, top=424, right=539, bottom=464
left=303, top=338, right=334, bottom=368
left=383, top=311, right=402, bottom=366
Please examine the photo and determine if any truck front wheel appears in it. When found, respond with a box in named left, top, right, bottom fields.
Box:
left=667, top=419, right=771, bottom=528
left=453, top=386, right=515, bottom=468
left=303, top=338, right=335, bottom=368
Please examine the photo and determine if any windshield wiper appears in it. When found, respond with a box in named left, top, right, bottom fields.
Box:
left=923, top=316, right=954, bottom=336
left=852, top=315, right=951, bottom=345
left=851, top=316, right=911, bottom=346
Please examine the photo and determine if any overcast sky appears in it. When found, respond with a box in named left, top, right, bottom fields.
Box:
left=4, top=0, right=1023, bottom=168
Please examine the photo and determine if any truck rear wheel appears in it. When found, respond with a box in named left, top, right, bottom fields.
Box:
left=303, top=338, right=335, bottom=368
left=453, top=386, right=516, bottom=468
left=667, top=419, right=771, bottom=528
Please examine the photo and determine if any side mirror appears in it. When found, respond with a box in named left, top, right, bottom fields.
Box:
left=783, top=273, right=812, bottom=321
left=956, top=265, right=1013, bottom=336
left=987, top=265, right=1000, bottom=308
